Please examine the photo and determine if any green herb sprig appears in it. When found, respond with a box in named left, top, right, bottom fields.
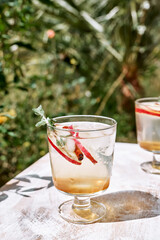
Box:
left=32, top=105, right=55, bottom=127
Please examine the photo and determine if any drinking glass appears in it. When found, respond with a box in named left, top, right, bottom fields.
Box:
left=47, top=115, right=117, bottom=224
left=135, top=97, right=160, bottom=174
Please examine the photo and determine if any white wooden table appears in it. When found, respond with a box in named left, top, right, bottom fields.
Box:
left=0, top=143, right=160, bottom=240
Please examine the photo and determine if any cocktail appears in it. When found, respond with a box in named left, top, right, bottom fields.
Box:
left=135, top=97, right=160, bottom=174
left=47, top=115, right=117, bottom=224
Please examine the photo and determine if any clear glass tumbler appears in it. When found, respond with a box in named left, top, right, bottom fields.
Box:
left=47, top=115, right=117, bottom=224
left=135, top=97, right=160, bottom=174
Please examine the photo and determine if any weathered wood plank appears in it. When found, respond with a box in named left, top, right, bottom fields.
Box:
left=0, top=143, right=160, bottom=240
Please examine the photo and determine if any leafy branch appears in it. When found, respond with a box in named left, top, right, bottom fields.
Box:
left=96, top=69, right=127, bottom=115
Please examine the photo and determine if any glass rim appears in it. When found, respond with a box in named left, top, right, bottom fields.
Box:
left=48, top=115, right=117, bottom=133
left=135, top=97, right=160, bottom=104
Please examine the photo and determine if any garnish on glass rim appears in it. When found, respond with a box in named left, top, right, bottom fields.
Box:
left=135, top=107, right=160, bottom=117
left=33, top=105, right=97, bottom=165
left=63, top=125, right=97, bottom=164
left=48, top=137, right=82, bottom=165
left=32, top=105, right=55, bottom=127
left=33, top=105, right=81, bottom=165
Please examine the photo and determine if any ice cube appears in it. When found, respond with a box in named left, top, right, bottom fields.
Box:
left=66, top=139, right=75, bottom=152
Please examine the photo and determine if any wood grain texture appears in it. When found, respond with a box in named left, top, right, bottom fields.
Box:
left=0, top=143, right=160, bottom=240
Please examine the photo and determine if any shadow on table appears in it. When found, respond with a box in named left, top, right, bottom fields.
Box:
left=1, top=177, right=160, bottom=223
left=0, top=174, right=53, bottom=201
left=93, top=190, right=160, bottom=223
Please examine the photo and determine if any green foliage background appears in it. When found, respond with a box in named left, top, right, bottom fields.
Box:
left=0, top=0, right=160, bottom=186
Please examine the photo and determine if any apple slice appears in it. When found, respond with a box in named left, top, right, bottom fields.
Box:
left=135, top=107, right=160, bottom=117
left=63, top=125, right=98, bottom=164
left=48, top=137, right=82, bottom=165
left=146, top=104, right=160, bottom=116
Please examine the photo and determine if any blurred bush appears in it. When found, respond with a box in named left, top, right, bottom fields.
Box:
left=1, top=0, right=160, bottom=186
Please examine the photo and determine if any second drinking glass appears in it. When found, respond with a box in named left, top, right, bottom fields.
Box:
left=135, top=97, right=160, bottom=174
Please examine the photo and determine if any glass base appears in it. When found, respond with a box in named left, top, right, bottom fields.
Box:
left=141, top=161, right=160, bottom=174
left=59, top=199, right=106, bottom=224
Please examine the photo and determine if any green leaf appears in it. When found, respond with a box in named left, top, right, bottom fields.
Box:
left=80, top=11, right=103, bottom=33
left=7, top=131, right=17, bottom=137
left=60, top=137, right=65, bottom=146
left=56, top=138, right=65, bottom=147
left=0, top=113, right=15, bottom=119
left=33, top=105, right=55, bottom=128
left=54, top=0, right=78, bottom=16
left=56, top=139, right=61, bottom=146
left=35, top=119, right=46, bottom=127
left=32, top=105, right=45, bottom=117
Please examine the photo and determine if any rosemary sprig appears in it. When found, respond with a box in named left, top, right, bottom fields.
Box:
left=32, top=105, right=54, bottom=127
left=33, top=105, right=66, bottom=147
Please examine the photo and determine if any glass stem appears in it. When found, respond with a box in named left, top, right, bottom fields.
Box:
left=152, top=153, right=160, bottom=170
left=72, top=196, right=91, bottom=210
